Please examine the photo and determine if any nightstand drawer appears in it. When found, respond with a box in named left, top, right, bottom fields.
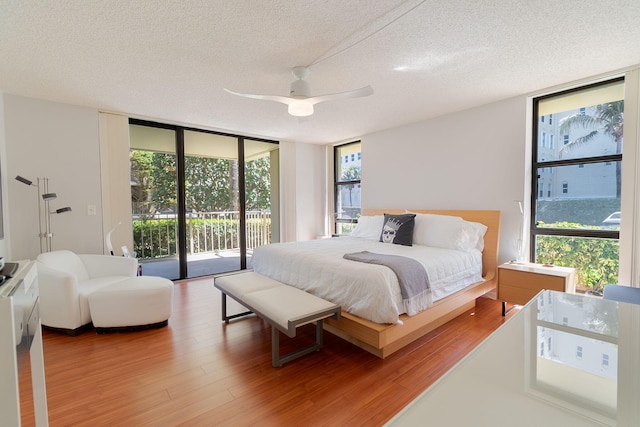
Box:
left=498, top=284, right=540, bottom=306
left=497, top=263, right=575, bottom=311
left=499, top=268, right=566, bottom=291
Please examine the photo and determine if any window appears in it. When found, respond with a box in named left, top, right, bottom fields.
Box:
left=602, top=353, right=609, bottom=368
left=334, top=141, right=362, bottom=235
left=577, top=346, right=583, bottom=359
left=532, top=78, right=623, bottom=295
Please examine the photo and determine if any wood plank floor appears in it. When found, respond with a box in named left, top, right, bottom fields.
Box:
left=39, top=277, right=515, bottom=426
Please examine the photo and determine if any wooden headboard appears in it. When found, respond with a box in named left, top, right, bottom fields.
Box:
left=362, top=209, right=501, bottom=281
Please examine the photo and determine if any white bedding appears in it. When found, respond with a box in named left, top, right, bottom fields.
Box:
left=251, top=236, right=483, bottom=324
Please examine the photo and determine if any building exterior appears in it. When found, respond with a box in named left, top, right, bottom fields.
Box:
left=537, top=292, right=618, bottom=380
left=537, top=106, right=619, bottom=201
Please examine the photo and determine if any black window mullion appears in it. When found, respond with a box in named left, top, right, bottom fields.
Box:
left=238, top=137, right=247, bottom=270
left=532, top=227, right=619, bottom=240
left=535, top=154, right=622, bottom=169
left=176, top=128, right=188, bottom=279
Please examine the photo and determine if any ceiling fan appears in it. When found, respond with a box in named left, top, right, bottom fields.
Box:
left=224, top=66, right=373, bottom=117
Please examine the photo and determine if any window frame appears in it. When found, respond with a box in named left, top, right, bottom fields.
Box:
left=530, top=78, right=623, bottom=253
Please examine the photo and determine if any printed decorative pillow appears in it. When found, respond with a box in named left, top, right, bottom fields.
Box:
left=379, top=213, right=416, bottom=246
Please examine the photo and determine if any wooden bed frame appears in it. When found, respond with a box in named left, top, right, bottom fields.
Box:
left=323, top=209, right=501, bottom=359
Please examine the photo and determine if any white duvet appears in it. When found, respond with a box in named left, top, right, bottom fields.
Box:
left=251, top=237, right=483, bottom=324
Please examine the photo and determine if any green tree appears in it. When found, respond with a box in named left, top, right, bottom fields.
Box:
left=151, top=152, right=178, bottom=212
left=245, top=156, right=271, bottom=210
left=130, top=150, right=154, bottom=214
left=559, top=100, right=624, bottom=197
left=131, top=151, right=273, bottom=214
left=184, top=156, right=233, bottom=212
left=536, top=230, right=618, bottom=293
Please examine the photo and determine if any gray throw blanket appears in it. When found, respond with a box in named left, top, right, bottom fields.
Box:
left=343, top=251, right=432, bottom=316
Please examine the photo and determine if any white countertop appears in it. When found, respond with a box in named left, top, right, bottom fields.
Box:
left=386, top=290, right=639, bottom=426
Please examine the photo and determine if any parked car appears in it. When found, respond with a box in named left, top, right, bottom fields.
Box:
left=602, top=212, right=620, bottom=225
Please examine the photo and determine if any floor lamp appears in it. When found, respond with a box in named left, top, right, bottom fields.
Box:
left=15, top=175, right=72, bottom=253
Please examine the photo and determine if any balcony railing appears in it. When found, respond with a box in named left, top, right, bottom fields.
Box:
left=132, top=210, right=271, bottom=260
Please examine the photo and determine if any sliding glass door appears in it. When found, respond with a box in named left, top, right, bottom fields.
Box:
left=183, top=131, right=241, bottom=276
left=129, top=123, right=180, bottom=279
left=129, top=120, right=278, bottom=280
left=244, top=139, right=280, bottom=267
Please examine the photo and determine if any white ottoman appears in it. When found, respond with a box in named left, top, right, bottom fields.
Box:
left=88, top=276, right=174, bottom=333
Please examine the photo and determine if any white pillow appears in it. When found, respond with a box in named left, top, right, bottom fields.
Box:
left=349, top=215, right=384, bottom=240
left=411, top=213, right=480, bottom=251
left=468, top=221, right=488, bottom=251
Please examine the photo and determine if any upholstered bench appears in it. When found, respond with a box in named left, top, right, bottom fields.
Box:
left=88, top=276, right=174, bottom=333
left=214, top=271, right=341, bottom=367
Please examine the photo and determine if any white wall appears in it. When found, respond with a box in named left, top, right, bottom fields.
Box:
left=99, top=112, right=134, bottom=256
left=294, top=141, right=326, bottom=241
left=279, top=140, right=297, bottom=242
left=620, top=68, right=640, bottom=286
left=0, top=94, right=10, bottom=260
left=3, top=94, right=104, bottom=260
left=278, top=140, right=326, bottom=242
left=361, top=95, right=528, bottom=263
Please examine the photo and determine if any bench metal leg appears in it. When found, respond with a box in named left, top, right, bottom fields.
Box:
left=272, top=320, right=325, bottom=367
left=220, top=292, right=253, bottom=323
left=316, top=318, right=323, bottom=347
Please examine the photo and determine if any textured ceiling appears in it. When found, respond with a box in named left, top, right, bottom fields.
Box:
left=1, top=0, right=640, bottom=144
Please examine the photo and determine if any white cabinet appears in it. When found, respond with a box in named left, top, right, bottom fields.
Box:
left=0, top=261, right=48, bottom=426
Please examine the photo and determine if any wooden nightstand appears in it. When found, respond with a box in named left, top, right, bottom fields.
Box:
left=498, top=262, right=576, bottom=315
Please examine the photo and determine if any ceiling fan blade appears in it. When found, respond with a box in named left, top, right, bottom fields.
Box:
left=308, top=85, right=374, bottom=105
left=224, top=88, right=294, bottom=105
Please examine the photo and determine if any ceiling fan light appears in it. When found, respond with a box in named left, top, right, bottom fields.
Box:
left=288, top=100, right=314, bottom=117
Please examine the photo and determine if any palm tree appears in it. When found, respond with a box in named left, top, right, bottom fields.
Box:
left=559, top=100, right=624, bottom=197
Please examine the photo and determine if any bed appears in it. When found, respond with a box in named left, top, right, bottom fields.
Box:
left=252, top=209, right=501, bottom=358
